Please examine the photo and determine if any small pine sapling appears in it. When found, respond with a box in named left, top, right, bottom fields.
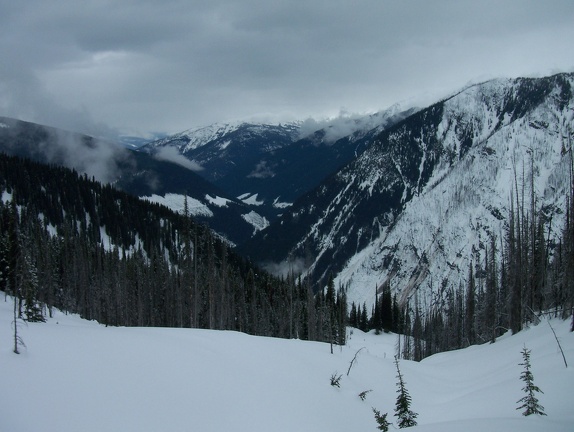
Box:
left=516, top=346, right=546, bottom=416
left=394, top=356, right=418, bottom=428
left=372, top=408, right=390, bottom=431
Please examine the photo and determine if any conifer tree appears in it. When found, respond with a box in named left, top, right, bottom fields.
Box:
left=372, top=408, right=390, bottom=431
left=381, top=282, right=393, bottom=332
left=394, top=356, right=418, bottom=428
left=465, top=263, right=476, bottom=345
left=22, top=252, right=44, bottom=322
left=516, top=346, right=546, bottom=416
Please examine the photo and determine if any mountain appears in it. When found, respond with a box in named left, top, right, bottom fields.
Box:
left=139, top=108, right=415, bottom=221
left=240, top=73, right=574, bottom=309
left=0, top=116, right=261, bottom=246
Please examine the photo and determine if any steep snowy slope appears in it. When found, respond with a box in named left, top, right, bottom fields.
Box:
left=241, top=73, right=573, bottom=306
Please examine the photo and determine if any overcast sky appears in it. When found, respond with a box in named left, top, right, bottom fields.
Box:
left=1, top=0, right=573, bottom=139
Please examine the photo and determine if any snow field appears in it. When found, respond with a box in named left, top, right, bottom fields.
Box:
left=1, top=297, right=572, bottom=432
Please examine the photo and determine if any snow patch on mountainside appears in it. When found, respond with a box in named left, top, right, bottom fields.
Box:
left=273, top=197, right=292, bottom=209
left=242, top=210, right=269, bottom=234
left=205, top=194, right=231, bottom=208
left=1, top=191, right=12, bottom=204
left=142, top=193, right=213, bottom=217
left=238, top=193, right=264, bottom=206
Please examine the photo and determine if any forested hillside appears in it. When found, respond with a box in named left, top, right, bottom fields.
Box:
left=0, top=153, right=345, bottom=343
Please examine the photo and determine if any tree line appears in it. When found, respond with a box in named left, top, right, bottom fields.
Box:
left=0, top=153, right=345, bottom=345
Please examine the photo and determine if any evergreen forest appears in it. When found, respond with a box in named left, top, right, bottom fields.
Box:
left=1, top=151, right=573, bottom=359
left=0, top=153, right=346, bottom=344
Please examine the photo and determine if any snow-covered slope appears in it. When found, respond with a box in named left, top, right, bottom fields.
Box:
left=339, top=74, right=573, bottom=309
left=140, top=121, right=301, bottom=178
left=242, top=73, right=573, bottom=307
left=1, top=298, right=572, bottom=431
left=142, top=121, right=250, bottom=153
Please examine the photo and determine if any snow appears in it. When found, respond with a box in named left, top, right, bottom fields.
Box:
left=238, top=192, right=264, bottom=206
left=146, top=121, right=300, bottom=154
left=1, top=296, right=572, bottom=432
left=218, top=139, right=232, bottom=150
left=141, top=193, right=213, bottom=217
left=0, top=122, right=8, bottom=128
left=205, top=194, right=231, bottom=208
left=151, top=121, right=245, bottom=153
left=336, top=76, right=573, bottom=311
left=1, top=190, right=12, bottom=204
left=273, top=197, right=292, bottom=209
left=241, top=210, right=269, bottom=233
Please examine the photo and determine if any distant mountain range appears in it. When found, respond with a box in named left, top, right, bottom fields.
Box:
left=1, top=72, right=572, bottom=312
left=0, top=116, right=257, bottom=246
left=138, top=106, right=415, bottom=221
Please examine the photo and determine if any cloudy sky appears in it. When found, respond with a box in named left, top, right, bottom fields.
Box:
left=1, top=0, right=573, bottom=139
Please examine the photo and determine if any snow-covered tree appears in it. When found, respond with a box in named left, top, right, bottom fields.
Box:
left=372, top=408, right=390, bottom=431
left=394, top=356, right=418, bottom=428
left=516, top=346, right=546, bottom=416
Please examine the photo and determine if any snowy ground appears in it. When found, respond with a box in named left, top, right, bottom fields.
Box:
left=1, top=297, right=572, bottom=432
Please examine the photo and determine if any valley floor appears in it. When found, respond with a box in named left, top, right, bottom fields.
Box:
left=1, top=297, right=572, bottom=431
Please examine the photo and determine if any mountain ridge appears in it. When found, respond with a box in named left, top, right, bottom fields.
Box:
left=239, top=72, right=574, bottom=310
left=0, top=116, right=262, bottom=246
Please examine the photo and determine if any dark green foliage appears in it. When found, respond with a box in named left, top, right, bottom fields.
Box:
left=516, top=346, right=546, bottom=416
left=465, top=263, right=476, bottom=346
left=372, top=408, right=390, bottom=431
left=394, top=357, right=418, bottom=428
left=0, top=153, right=342, bottom=342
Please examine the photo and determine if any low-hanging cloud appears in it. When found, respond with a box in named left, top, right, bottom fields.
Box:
left=262, top=257, right=307, bottom=279
left=298, top=110, right=379, bottom=144
left=153, top=146, right=203, bottom=172
left=247, top=160, right=275, bottom=179
left=51, top=129, right=127, bottom=183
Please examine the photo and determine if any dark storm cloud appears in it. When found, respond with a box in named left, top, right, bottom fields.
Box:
left=1, top=0, right=573, bottom=138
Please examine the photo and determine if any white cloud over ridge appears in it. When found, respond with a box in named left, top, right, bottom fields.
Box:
left=153, top=146, right=203, bottom=172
